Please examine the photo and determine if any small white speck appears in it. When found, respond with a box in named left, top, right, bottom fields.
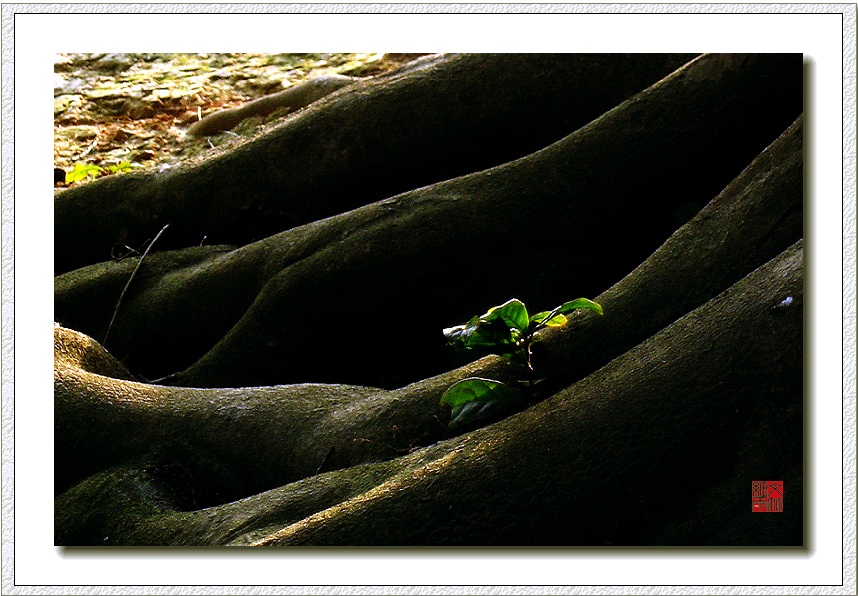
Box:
left=780, top=296, right=793, bottom=307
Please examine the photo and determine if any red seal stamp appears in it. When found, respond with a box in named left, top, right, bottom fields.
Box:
left=752, top=480, right=783, bottom=512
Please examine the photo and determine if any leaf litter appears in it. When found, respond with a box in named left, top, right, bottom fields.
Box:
left=54, top=53, right=428, bottom=187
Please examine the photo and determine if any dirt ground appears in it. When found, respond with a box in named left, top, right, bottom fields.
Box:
left=54, top=53, right=428, bottom=187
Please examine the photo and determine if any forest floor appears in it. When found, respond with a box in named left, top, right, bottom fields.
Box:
left=54, top=52, right=427, bottom=187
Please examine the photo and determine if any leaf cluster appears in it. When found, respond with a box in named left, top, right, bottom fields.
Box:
left=65, top=161, right=133, bottom=184
left=440, top=297, right=602, bottom=433
left=443, top=298, right=602, bottom=368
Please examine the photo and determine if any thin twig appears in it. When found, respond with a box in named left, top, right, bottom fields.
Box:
left=103, top=223, right=169, bottom=348
left=315, top=447, right=334, bottom=475
left=78, top=138, right=98, bottom=159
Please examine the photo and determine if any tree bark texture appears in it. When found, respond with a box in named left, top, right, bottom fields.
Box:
left=54, top=53, right=697, bottom=275
left=55, top=53, right=802, bottom=389
left=54, top=54, right=804, bottom=546
left=55, top=241, right=803, bottom=546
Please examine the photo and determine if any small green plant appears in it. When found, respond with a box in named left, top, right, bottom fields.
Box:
left=65, top=162, right=105, bottom=184
left=105, top=161, right=133, bottom=175
left=65, top=161, right=133, bottom=184
left=441, top=297, right=602, bottom=433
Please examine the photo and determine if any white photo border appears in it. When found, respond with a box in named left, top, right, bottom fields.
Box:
left=1, top=3, right=854, bottom=595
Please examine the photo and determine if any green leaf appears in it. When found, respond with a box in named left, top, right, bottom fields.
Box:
left=443, top=317, right=478, bottom=346
left=474, top=318, right=519, bottom=346
left=529, top=310, right=549, bottom=323
left=65, top=163, right=105, bottom=184
left=482, top=298, right=529, bottom=333
left=543, top=313, right=567, bottom=327
left=106, top=161, right=133, bottom=174
left=528, top=311, right=568, bottom=327
left=440, top=377, right=500, bottom=407
left=557, top=298, right=603, bottom=316
left=440, top=377, right=525, bottom=433
left=444, top=314, right=518, bottom=354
